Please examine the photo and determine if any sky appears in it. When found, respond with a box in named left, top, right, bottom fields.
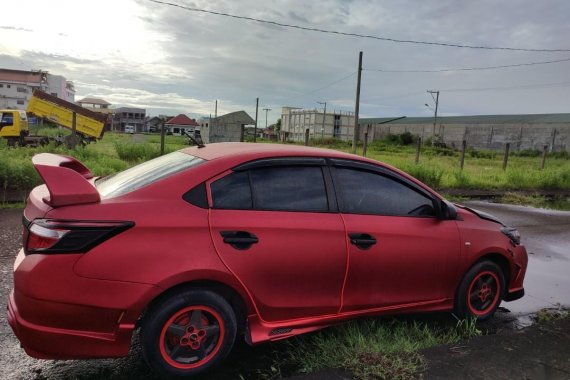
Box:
left=1, top=0, right=570, bottom=125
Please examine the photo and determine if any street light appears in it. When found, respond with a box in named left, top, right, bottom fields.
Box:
left=317, top=101, right=326, bottom=140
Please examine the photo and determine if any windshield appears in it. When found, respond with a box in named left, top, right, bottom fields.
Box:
left=96, top=151, right=204, bottom=198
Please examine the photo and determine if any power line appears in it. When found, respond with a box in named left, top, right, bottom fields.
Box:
left=365, top=57, right=570, bottom=73
left=145, top=0, right=570, bottom=53
left=279, top=72, right=356, bottom=104
left=441, top=80, right=570, bottom=92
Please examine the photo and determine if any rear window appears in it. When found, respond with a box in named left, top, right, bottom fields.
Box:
left=96, top=151, right=204, bottom=198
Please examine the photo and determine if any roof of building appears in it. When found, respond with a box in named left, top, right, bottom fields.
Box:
left=360, top=113, right=570, bottom=125
left=0, top=69, right=46, bottom=84
left=166, top=114, right=199, bottom=126
left=114, top=107, right=146, bottom=113
left=212, top=111, right=255, bottom=125
left=77, top=97, right=111, bottom=106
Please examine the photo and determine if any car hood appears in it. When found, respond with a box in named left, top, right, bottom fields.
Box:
left=454, top=204, right=505, bottom=226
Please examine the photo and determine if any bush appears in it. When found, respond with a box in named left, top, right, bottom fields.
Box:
left=467, top=147, right=496, bottom=159
left=513, top=149, right=541, bottom=157
left=384, top=132, right=417, bottom=146
left=114, top=142, right=166, bottom=162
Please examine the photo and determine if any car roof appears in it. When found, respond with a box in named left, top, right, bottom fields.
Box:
left=181, top=142, right=364, bottom=162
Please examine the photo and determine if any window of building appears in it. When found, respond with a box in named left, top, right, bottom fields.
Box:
left=334, top=168, right=435, bottom=217
left=17, top=87, right=28, bottom=93
left=17, top=100, right=25, bottom=105
left=7, top=85, right=11, bottom=88
left=0, top=84, right=4, bottom=88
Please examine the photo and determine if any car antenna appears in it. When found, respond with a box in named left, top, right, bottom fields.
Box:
left=183, top=130, right=205, bottom=148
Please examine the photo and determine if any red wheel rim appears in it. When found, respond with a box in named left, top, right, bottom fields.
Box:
left=159, top=305, right=225, bottom=369
left=467, top=271, right=501, bottom=316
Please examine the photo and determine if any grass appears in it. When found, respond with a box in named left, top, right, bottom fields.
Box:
left=0, top=131, right=568, bottom=205
left=271, top=316, right=481, bottom=380
left=535, top=308, right=570, bottom=323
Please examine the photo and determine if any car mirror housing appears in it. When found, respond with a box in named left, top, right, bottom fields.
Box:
left=438, top=200, right=458, bottom=220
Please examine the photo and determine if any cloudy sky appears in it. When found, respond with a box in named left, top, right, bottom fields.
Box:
left=2, top=0, right=569, bottom=124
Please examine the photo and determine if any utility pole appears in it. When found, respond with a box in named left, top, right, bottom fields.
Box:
left=427, top=90, right=439, bottom=135
left=215, top=100, right=218, bottom=119
left=352, top=51, right=363, bottom=154
left=253, top=97, right=259, bottom=142
left=317, top=101, right=326, bottom=140
left=263, top=107, right=271, bottom=130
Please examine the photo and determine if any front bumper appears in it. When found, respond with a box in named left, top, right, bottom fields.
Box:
left=7, top=249, right=160, bottom=359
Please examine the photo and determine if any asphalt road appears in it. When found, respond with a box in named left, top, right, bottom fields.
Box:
left=1, top=202, right=569, bottom=379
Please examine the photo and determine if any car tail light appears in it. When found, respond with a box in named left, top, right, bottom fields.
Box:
left=23, top=218, right=134, bottom=255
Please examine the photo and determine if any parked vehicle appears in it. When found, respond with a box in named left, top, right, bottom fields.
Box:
left=0, top=90, right=106, bottom=147
left=124, top=125, right=135, bottom=134
left=7, top=143, right=527, bottom=378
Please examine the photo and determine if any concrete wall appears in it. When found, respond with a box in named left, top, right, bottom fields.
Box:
left=203, top=124, right=243, bottom=143
left=281, top=107, right=355, bottom=141
left=360, top=122, right=570, bottom=152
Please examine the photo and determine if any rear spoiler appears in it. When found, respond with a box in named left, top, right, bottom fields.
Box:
left=32, top=153, right=100, bottom=207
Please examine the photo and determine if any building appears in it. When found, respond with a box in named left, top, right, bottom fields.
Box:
left=280, top=107, right=356, bottom=141
left=359, top=114, right=570, bottom=152
left=166, top=114, right=199, bottom=136
left=113, top=107, right=146, bottom=133
left=0, top=68, right=75, bottom=109
left=201, top=111, right=255, bottom=143
left=77, top=96, right=113, bottom=130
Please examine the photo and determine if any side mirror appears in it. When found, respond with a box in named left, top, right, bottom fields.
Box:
left=438, top=200, right=458, bottom=220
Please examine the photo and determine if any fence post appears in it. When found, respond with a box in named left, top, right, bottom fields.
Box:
left=362, top=132, right=368, bottom=157
left=541, top=144, right=548, bottom=170
left=304, top=128, right=310, bottom=146
left=502, top=143, right=510, bottom=170
left=460, top=140, right=466, bottom=170
left=415, top=137, right=421, bottom=164
left=160, top=120, right=165, bottom=155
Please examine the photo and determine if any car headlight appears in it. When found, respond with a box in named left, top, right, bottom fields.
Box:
left=501, top=227, right=520, bottom=245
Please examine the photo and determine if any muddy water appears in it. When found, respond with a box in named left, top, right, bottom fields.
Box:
left=462, top=201, right=570, bottom=316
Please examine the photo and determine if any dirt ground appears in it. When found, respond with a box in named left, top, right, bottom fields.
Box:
left=1, top=202, right=569, bottom=379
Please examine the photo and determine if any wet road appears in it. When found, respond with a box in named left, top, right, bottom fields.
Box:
left=0, top=202, right=569, bottom=379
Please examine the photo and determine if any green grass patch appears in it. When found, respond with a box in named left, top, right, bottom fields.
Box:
left=275, top=317, right=481, bottom=379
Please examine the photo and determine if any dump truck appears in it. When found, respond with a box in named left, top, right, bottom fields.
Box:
left=0, top=90, right=107, bottom=147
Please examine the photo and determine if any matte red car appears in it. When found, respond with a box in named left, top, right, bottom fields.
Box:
left=8, top=143, right=527, bottom=378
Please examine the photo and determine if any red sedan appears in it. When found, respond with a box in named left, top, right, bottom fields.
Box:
left=8, top=143, right=527, bottom=378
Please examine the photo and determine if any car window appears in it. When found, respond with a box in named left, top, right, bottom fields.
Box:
left=211, top=171, right=252, bottom=209
left=250, top=166, right=328, bottom=212
left=334, top=168, right=435, bottom=217
left=96, top=151, right=203, bottom=198
left=211, top=166, right=329, bottom=212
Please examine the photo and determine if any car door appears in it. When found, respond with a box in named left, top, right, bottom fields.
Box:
left=208, top=161, right=347, bottom=322
left=331, top=160, right=461, bottom=312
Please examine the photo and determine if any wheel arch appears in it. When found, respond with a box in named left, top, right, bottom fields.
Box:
left=137, top=279, right=250, bottom=336
left=456, top=252, right=511, bottom=299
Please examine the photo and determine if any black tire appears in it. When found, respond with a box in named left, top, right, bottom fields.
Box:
left=141, top=289, right=237, bottom=378
left=454, top=260, right=505, bottom=321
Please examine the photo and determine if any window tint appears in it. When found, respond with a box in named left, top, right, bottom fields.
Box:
left=250, top=167, right=328, bottom=212
left=211, top=171, right=252, bottom=209
left=335, top=168, right=435, bottom=217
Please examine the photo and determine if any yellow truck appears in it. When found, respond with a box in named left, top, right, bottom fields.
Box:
left=0, top=90, right=107, bottom=147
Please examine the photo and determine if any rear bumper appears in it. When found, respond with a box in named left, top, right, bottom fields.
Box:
left=7, top=249, right=161, bottom=359
left=7, top=291, right=133, bottom=359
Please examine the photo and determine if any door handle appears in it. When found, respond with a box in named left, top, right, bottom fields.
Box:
left=220, top=231, right=259, bottom=250
left=348, top=233, right=377, bottom=250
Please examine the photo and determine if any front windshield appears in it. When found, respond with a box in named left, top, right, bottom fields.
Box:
left=96, top=151, right=204, bottom=198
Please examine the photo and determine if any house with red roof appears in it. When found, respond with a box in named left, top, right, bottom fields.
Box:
left=165, top=114, right=199, bottom=136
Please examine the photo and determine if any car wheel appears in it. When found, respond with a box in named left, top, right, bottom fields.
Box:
left=454, top=260, right=505, bottom=321
left=141, top=289, right=237, bottom=378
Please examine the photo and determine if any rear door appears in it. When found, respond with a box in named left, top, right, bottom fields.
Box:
left=331, top=160, right=461, bottom=312
left=208, top=160, right=347, bottom=322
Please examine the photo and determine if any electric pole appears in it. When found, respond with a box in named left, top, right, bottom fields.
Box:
left=263, top=108, right=271, bottom=130
left=317, top=101, right=326, bottom=140
left=352, top=51, right=363, bottom=153
left=253, top=97, right=259, bottom=142
left=427, top=90, right=439, bottom=135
